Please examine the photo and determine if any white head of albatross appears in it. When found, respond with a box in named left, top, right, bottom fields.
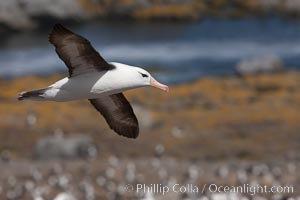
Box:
left=108, top=62, right=169, bottom=93
left=18, top=24, right=169, bottom=139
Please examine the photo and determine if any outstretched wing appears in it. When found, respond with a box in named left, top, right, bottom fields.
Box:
left=49, top=23, right=114, bottom=77
left=89, top=93, right=139, bottom=139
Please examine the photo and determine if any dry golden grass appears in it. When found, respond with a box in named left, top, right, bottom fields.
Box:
left=0, top=71, right=299, bottom=160
left=132, top=3, right=200, bottom=19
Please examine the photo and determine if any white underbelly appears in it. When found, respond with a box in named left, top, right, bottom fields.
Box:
left=52, top=88, right=124, bottom=101
left=48, top=73, right=126, bottom=102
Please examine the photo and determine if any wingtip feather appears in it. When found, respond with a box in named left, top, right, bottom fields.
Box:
left=48, top=23, right=72, bottom=44
left=110, top=122, right=139, bottom=139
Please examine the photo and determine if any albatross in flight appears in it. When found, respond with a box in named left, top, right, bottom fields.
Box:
left=18, top=24, right=169, bottom=139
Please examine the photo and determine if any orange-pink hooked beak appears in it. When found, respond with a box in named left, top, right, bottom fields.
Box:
left=150, top=77, right=169, bottom=92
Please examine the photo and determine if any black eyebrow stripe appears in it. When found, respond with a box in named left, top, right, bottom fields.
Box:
left=139, top=72, right=148, bottom=78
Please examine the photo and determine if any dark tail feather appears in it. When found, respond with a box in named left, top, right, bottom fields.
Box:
left=18, top=89, right=47, bottom=101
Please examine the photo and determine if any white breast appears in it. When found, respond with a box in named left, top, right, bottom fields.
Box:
left=47, top=68, right=143, bottom=102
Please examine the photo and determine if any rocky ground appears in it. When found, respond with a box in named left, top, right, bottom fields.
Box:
left=1, top=0, right=300, bottom=31
left=0, top=71, right=299, bottom=199
left=0, top=158, right=298, bottom=200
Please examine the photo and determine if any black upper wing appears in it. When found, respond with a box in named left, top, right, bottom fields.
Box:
left=49, top=24, right=114, bottom=77
left=89, top=93, right=139, bottom=139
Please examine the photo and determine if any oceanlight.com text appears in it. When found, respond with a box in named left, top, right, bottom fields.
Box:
left=207, top=183, right=294, bottom=196
left=124, top=183, right=294, bottom=196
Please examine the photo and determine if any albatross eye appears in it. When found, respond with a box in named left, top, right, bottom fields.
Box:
left=139, top=72, right=149, bottom=78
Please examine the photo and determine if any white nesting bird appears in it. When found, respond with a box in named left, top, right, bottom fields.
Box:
left=141, top=192, right=155, bottom=200
left=53, top=193, right=76, bottom=200
left=18, top=24, right=169, bottom=139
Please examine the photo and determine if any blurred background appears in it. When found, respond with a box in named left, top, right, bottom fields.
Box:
left=0, top=0, right=299, bottom=199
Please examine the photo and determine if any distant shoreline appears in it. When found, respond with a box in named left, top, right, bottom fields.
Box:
left=1, top=0, right=300, bottom=31
left=1, top=17, right=300, bottom=84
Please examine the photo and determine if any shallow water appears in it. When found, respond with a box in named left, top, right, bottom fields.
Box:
left=0, top=17, right=300, bottom=83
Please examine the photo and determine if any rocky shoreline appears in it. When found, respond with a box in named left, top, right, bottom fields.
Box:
left=1, top=0, right=300, bottom=31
